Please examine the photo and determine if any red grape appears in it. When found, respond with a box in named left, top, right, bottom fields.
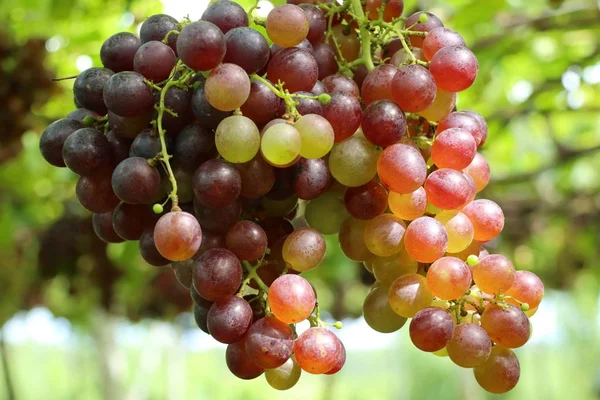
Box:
left=404, top=216, right=448, bottom=263
left=425, top=168, right=472, bottom=210
left=430, top=46, right=478, bottom=92
left=391, top=64, right=437, bottom=112
left=245, top=317, right=294, bottom=369
left=431, top=128, right=477, bottom=170
left=409, top=307, right=454, bottom=352
left=362, top=100, right=407, bottom=146
left=154, top=211, right=202, bottom=261
left=377, top=143, right=427, bottom=193
left=294, top=327, right=341, bottom=374
left=268, top=275, right=316, bottom=324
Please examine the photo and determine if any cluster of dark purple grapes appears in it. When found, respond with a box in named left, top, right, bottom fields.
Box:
left=0, top=28, right=56, bottom=164
left=38, top=0, right=543, bottom=393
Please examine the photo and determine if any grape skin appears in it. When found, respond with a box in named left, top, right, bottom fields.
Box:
left=446, top=323, right=492, bottom=368
left=474, top=346, right=520, bottom=394
left=215, top=115, right=260, bottom=164
left=193, top=248, right=242, bottom=301
left=363, top=284, right=407, bottom=333
left=207, top=296, right=253, bottom=344
left=481, top=304, right=530, bottom=348
left=409, top=307, right=454, bottom=352
left=154, top=211, right=202, bottom=261
left=226, top=338, right=264, bottom=380
left=177, top=21, right=226, bottom=71
left=294, top=327, right=341, bottom=374
left=265, top=357, right=302, bottom=390
left=388, top=273, right=433, bottom=318
left=266, top=5, right=309, bottom=48
left=268, top=275, right=316, bottom=324
left=245, top=317, right=294, bottom=369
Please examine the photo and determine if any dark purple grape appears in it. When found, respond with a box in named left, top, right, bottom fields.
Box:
left=193, top=159, right=242, bottom=209
left=106, top=131, right=132, bottom=165
left=191, top=82, right=232, bottom=129
left=134, top=41, right=176, bottom=82
left=108, top=111, right=151, bottom=139
left=73, top=68, right=114, bottom=114
left=361, top=100, right=406, bottom=146
left=234, top=155, right=275, bottom=199
left=100, top=32, right=141, bottom=72
left=112, top=202, right=156, bottom=240
left=278, top=91, right=322, bottom=117
left=226, top=220, right=268, bottom=261
left=223, top=27, right=269, bottom=75
left=173, top=124, right=216, bottom=172
left=191, top=285, right=214, bottom=309
left=299, top=4, right=326, bottom=44
left=207, top=296, right=253, bottom=344
left=322, top=91, right=362, bottom=142
left=157, top=86, right=194, bottom=135
left=322, top=73, right=360, bottom=97
left=66, top=108, right=99, bottom=123
left=344, top=180, right=388, bottom=220
left=62, top=128, right=113, bottom=176
left=313, top=43, right=338, bottom=80
left=266, top=167, right=295, bottom=200
left=139, top=229, right=170, bottom=267
left=193, top=248, right=242, bottom=301
left=292, top=158, right=332, bottom=200
left=201, top=0, right=249, bottom=33
left=112, top=157, right=161, bottom=204
left=103, top=72, right=154, bottom=117
left=177, top=21, right=226, bottom=71
left=262, top=217, right=294, bottom=245
left=267, top=48, right=318, bottom=93
left=193, top=304, right=210, bottom=334
left=140, top=14, right=179, bottom=53
left=240, top=80, right=282, bottom=126
left=194, top=230, right=227, bottom=259
left=40, top=118, right=84, bottom=167
left=76, top=171, right=120, bottom=213
left=194, top=199, right=242, bottom=234
left=130, top=128, right=172, bottom=159
left=226, top=339, right=264, bottom=379
left=93, top=211, right=125, bottom=243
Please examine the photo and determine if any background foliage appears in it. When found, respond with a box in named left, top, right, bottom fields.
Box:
left=0, top=0, right=599, bottom=399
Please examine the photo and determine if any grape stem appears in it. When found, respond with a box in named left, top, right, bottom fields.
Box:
left=52, top=74, right=79, bottom=82
left=241, top=260, right=270, bottom=293
left=349, top=0, right=375, bottom=71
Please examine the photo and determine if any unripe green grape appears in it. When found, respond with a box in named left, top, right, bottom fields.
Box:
left=305, top=191, right=348, bottom=235
left=294, top=114, right=335, bottom=159
left=265, top=357, right=302, bottom=390
left=215, top=115, right=260, bottom=163
left=329, top=134, right=380, bottom=187
left=363, top=284, right=407, bottom=333
left=261, top=123, right=302, bottom=167
left=435, top=210, right=474, bottom=253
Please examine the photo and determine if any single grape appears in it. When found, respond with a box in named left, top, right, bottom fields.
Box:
left=240, top=80, right=282, bottom=125
left=304, top=191, right=348, bottom=235
left=435, top=210, right=474, bottom=253
left=473, top=254, right=516, bottom=294
left=62, top=128, right=113, bottom=176
left=205, top=63, right=251, bottom=112
left=103, top=72, right=153, bottom=117
left=404, top=216, right=448, bottom=263
left=505, top=270, right=544, bottom=310
left=261, top=123, right=302, bottom=167
left=140, top=14, right=179, bottom=52
left=191, top=81, right=232, bottom=129
left=426, top=257, right=472, bottom=300
left=245, top=317, right=294, bottom=369
left=481, top=303, right=530, bottom=348
left=416, top=88, right=456, bottom=122
left=39, top=119, right=84, bottom=167
left=364, top=214, right=406, bottom=257
left=193, top=304, right=210, bottom=334
left=438, top=111, right=485, bottom=147
left=464, top=153, right=491, bottom=192
left=282, top=227, right=326, bottom=272
left=201, top=0, right=249, bottom=34
left=370, top=244, right=418, bottom=284
left=266, top=4, right=309, bottom=47
left=431, top=128, right=477, bottom=170
left=405, top=12, right=444, bottom=47
left=363, top=284, right=407, bottom=333
left=73, top=68, right=114, bottom=114
left=294, top=114, right=334, bottom=159
left=207, top=296, right=253, bottom=344
left=377, top=143, right=427, bottom=193
left=215, top=115, right=260, bottom=163
left=93, top=211, right=125, bottom=243
left=388, top=273, right=433, bottom=318
left=388, top=187, right=427, bottom=221
left=267, top=48, right=318, bottom=93
left=225, top=339, right=264, bottom=380
left=362, top=100, right=407, bottom=146
left=100, top=32, right=140, bottom=72
left=154, top=211, right=202, bottom=261
left=339, top=218, right=374, bottom=262
left=328, top=24, right=360, bottom=61
left=177, top=21, right=226, bottom=71
left=425, top=168, right=472, bottom=210
left=446, top=323, right=492, bottom=368
left=139, top=229, right=170, bottom=267
left=322, top=92, right=362, bottom=143
left=474, top=346, right=520, bottom=394
left=173, top=124, right=216, bottom=172
left=430, top=46, right=478, bottom=92
left=294, top=327, right=341, bottom=374
left=193, top=159, right=242, bottom=209
left=313, top=43, right=339, bottom=79
left=234, top=155, right=275, bottom=199
left=409, top=307, right=454, bottom=352
left=463, top=110, right=488, bottom=146
left=292, top=157, right=333, bottom=200
left=392, top=64, right=437, bottom=112
left=106, top=131, right=132, bottom=165
left=112, top=157, right=161, bottom=204
left=268, top=275, right=316, bottom=324
left=329, top=134, right=379, bottom=187
left=76, top=172, right=120, bottom=213
left=322, top=73, right=360, bottom=97
left=422, top=27, right=466, bottom=61
left=299, top=4, right=326, bottom=44
left=265, top=357, right=302, bottom=390
left=112, top=202, right=156, bottom=240
left=361, top=64, right=398, bottom=105
left=108, top=111, right=151, bottom=139
left=133, top=41, right=176, bottom=82
left=462, top=199, right=505, bottom=242
left=193, top=248, right=242, bottom=302
left=226, top=220, right=268, bottom=261
left=325, top=340, right=346, bottom=375
left=344, top=180, right=388, bottom=220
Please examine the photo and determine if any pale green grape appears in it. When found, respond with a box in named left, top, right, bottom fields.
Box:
left=435, top=210, right=474, bottom=253
left=261, top=123, right=302, bottom=166
left=305, top=191, right=349, bottom=234
left=215, top=115, right=260, bottom=163
left=363, top=284, right=407, bottom=333
left=265, top=357, right=302, bottom=390
left=294, top=114, right=335, bottom=159
left=329, top=134, right=380, bottom=187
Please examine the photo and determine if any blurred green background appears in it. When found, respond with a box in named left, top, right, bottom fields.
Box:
left=0, top=0, right=599, bottom=399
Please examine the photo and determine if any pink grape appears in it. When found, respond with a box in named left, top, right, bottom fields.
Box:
left=268, top=275, right=316, bottom=324
left=404, top=216, right=448, bottom=263
left=462, top=199, right=505, bottom=241
left=377, top=143, right=427, bottom=194
left=422, top=27, right=466, bottom=60
left=426, top=257, right=472, bottom=300
left=473, top=254, right=516, bottom=294
left=464, top=153, right=491, bottom=192
left=409, top=307, right=455, bottom=352
left=505, top=270, right=544, bottom=309
left=438, top=111, right=486, bottom=147
left=431, top=128, right=477, bottom=170
left=474, top=346, right=520, bottom=394
left=430, top=46, right=478, bottom=92
left=446, top=323, right=492, bottom=368
left=425, top=168, right=472, bottom=210
left=481, top=304, right=530, bottom=348
left=391, top=64, right=437, bottom=112
left=388, top=187, right=427, bottom=221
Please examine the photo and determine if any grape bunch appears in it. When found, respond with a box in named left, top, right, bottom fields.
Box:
left=0, top=28, right=57, bottom=163
left=38, top=0, right=544, bottom=393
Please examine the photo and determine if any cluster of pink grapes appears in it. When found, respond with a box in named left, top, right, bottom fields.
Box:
left=38, top=0, right=544, bottom=393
